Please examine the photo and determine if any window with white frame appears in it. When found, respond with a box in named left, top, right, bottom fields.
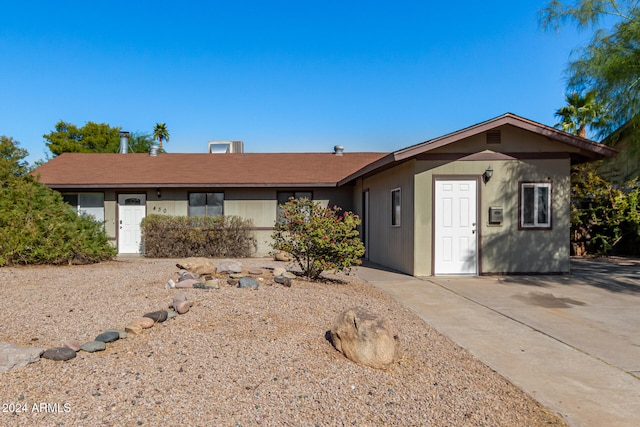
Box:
left=63, top=193, right=105, bottom=222
left=391, top=188, right=401, bottom=226
left=520, top=182, right=551, bottom=229
left=189, top=192, right=224, bottom=217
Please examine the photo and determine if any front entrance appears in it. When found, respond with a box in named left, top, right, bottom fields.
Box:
left=118, top=194, right=146, bottom=254
left=434, top=179, right=478, bottom=275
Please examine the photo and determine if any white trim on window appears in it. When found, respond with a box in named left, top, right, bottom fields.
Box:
left=520, top=182, right=552, bottom=229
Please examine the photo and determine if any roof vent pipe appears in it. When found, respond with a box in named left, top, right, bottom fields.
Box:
left=119, top=131, right=130, bottom=154
left=149, top=145, right=159, bottom=156
left=333, top=145, right=344, bottom=156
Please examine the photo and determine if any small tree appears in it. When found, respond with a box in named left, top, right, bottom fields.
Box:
left=271, top=198, right=365, bottom=280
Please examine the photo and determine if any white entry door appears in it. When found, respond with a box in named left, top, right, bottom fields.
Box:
left=434, top=180, right=478, bottom=275
left=118, top=194, right=146, bottom=254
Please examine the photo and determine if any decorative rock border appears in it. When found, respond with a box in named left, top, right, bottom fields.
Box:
left=0, top=259, right=297, bottom=373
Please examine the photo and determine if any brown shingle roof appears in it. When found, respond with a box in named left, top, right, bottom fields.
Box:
left=34, top=152, right=388, bottom=189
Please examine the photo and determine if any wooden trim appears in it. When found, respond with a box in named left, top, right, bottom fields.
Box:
left=415, top=152, right=572, bottom=161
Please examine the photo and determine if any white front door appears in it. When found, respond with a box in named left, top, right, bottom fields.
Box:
left=118, top=194, right=146, bottom=254
left=434, top=180, right=478, bottom=275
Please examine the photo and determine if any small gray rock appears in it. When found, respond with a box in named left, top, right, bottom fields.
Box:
left=273, top=267, right=286, bottom=277
left=166, top=310, right=178, bottom=319
left=274, top=276, right=292, bottom=287
left=238, top=277, right=259, bottom=289
left=143, top=310, right=169, bottom=323
left=105, top=329, right=127, bottom=339
left=95, top=331, right=120, bottom=343
left=41, top=347, right=76, bottom=361
left=248, top=268, right=263, bottom=275
left=80, top=341, right=106, bottom=353
left=229, top=273, right=244, bottom=279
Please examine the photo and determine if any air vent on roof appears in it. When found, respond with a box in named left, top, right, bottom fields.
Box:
left=208, top=140, right=244, bottom=153
left=333, top=145, right=344, bottom=156
left=486, top=130, right=501, bottom=144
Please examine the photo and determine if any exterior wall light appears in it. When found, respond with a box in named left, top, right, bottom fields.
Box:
left=156, top=188, right=162, bottom=198
left=483, top=166, right=493, bottom=183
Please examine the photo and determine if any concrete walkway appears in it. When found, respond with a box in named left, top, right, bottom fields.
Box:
left=356, top=259, right=640, bottom=427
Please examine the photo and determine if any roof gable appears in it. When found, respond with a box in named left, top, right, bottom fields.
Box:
left=339, top=113, right=618, bottom=185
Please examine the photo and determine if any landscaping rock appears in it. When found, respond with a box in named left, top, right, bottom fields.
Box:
left=175, top=300, right=190, bottom=314
left=125, top=323, right=143, bottom=335
left=131, top=317, right=155, bottom=329
left=165, top=279, right=176, bottom=289
left=274, top=251, right=292, bottom=262
left=238, top=277, right=259, bottom=289
left=273, top=267, right=286, bottom=277
left=0, top=342, right=44, bottom=373
left=175, top=278, right=197, bottom=289
left=80, top=340, right=106, bottom=353
left=176, top=258, right=217, bottom=275
left=95, top=331, right=120, bottom=343
left=193, top=279, right=220, bottom=289
left=105, top=329, right=127, bottom=339
left=248, top=268, right=263, bottom=275
left=63, top=339, right=82, bottom=352
left=227, top=279, right=238, bottom=286
left=217, top=259, right=243, bottom=274
left=329, top=307, right=400, bottom=370
left=143, top=310, right=169, bottom=323
left=166, top=310, right=177, bottom=319
left=274, top=276, right=292, bottom=287
left=41, top=347, right=77, bottom=362
left=178, top=273, right=198, bottom=281
left=229, top=273, right=244, bottom=279
left=283, top=272, right=296, bottom=279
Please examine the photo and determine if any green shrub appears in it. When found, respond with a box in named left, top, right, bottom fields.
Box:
left=571, top=163, right=640, bottom=255
left=0, top=177, right=116, bottom=266
left=141, top=214, right=255, bottom=258
left=270, top=198, right=365, bottom=280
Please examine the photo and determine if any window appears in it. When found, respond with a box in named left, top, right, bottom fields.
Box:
left=63, top=193, right=104, bottom=222
left=277, top=191, right=312, bottom=217
left=189, top=192, right=224, bottom=217
left=520, top=182, right=551, bottom=229
left=391, top=188, right=401, bottom=226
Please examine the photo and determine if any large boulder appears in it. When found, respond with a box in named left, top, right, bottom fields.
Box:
left=0, top=342, right=44, bottom=373
left=176, top=258, right=217, bottom=275
left=329, top=307, right=400, bottom=370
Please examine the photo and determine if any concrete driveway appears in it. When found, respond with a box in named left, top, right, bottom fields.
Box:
left=357, top=257, right=640, bottom=427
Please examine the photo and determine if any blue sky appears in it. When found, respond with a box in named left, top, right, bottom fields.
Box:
left=1, top=1, right=592, bottom=164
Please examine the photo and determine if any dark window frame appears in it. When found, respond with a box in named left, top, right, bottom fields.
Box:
left=391, top=187, right=401, bottom=227
left=188, top=192, right=225, bottom=217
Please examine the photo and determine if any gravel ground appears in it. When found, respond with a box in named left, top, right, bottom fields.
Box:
left=0, top=257, right=566, bottom=426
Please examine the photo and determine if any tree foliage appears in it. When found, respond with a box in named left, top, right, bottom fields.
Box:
left=541, top=1, right=640, bottom=138
left=153, top=123, right=170, bottom=152
left=0, top=135, right=29, bottom=183
left=571, top=162, right=640, bottom=255
left=554, top=90, right=610, bottom=137
left=43, top=121, right=157, bottom=156
left=0, top=135, right=116, bottom=265
left=271, top=198, right=365, bottom=280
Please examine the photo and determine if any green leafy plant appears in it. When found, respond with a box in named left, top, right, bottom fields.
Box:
left=0, top=135, right=116, bottom=266
left=571, top=163, right=640, bottom=255
left=271, top=198, right=365, bottom=280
